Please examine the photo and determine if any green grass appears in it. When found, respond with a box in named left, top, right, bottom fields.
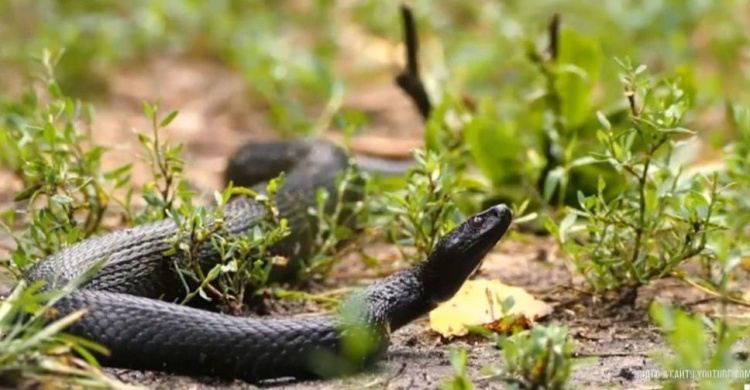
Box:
left=0, top=265, right=139, bottom=389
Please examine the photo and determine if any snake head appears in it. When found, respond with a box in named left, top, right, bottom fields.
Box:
left=421, top=204, right=513, bottom=303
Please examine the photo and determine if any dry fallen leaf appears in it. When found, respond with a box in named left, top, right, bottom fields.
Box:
left=428, top=279, right=552, bottom=338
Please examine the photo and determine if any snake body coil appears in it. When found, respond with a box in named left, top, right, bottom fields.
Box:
left=24, top=140, right=512, bottom=381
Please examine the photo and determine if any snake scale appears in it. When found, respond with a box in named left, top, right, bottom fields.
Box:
left=24, top=140, right=512, bottom=382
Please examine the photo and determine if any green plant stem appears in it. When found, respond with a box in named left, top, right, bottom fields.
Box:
left=672, top=271, right=750, bottom=308
left=180, top=221, right=233, bottom=310
left=150, top=110, right=174, bottom=213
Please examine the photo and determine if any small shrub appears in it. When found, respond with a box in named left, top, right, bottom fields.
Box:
left=133, top=102, right=186, bottom=224
left=371, top=149, right=466, bottom=264
left=487, top=324, right=573, bottom=390
left=548, top=61, right=725, bottom=294
left=0, top=49, right=132, bottom=273
left=303, top=164, right=366, bottom=279
left=165, top=181, right=289, bottom=315
left=133, top=104, right=293, bottom=314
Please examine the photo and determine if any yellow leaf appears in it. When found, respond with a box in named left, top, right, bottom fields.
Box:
left=428, top=279, right=552, bottom=338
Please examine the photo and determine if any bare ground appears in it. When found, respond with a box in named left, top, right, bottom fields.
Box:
left=1, top=56, right=748, bottom=390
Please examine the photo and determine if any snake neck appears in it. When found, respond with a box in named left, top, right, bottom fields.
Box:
left=345, top=264, right=433, bottom=332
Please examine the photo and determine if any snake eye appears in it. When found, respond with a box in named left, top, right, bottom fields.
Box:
left=468, top=215, right=484, bottom=229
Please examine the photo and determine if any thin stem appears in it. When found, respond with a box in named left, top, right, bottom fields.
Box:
left=181, top=221, right=229, bottom=308
left=548, top=13, right=560, bottom=61
left=151, top=110, right=173, bottom=213
left=673, top=271, right=750, bottom=308
left=629, top=156, right=649, bottom=272
left=533, top=14, right=567, bottom=207
left=627, top=93, right=653, bottom=284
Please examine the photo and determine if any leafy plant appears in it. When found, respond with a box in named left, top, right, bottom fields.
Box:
left=166, top=181, right=288, bottom=315
left=441, top=347, right=475, bottom=390
left=721, top=104, right=750, bottom=241
left=677, top=103, right=750, bottom=310
left=529, top=20, right=623, bottom=209
left=134, top=102, right=185, bottom=224
left=303, top=165, right=366, bottom=279
left=441, top=298, right=573, bottom=390
left=0, top=49, right=131, bottom=274
left=406, top=12, right=623, bottom=212
left=548, top=62, right=725, bottom=294
left=128, top=102, right=294, bottom=314
left=483, top=324, right=573, bottom=390
left=371, top=149, right=465, bottom=264
left=650, top=303, right=748, bottom=390
left=306, top=292, right=387, bottom=378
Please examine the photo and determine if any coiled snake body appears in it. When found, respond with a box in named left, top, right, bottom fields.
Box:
left=24, top=140, right=512, bottom=382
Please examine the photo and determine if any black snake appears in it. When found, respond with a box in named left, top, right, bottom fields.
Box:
left=24, top=140, right=512, bottom=382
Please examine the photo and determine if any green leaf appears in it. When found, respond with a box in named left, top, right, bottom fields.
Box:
left=543, top=166, right=564, bottom=201
left=13, top=183, right=42, bottom=201
left=662, top=127, right=695, bottom=135
left=137, top=133, right=152, bottom=149
left=213, top=190, right=223, bottom=207
left=569, top=156, right=597, bottom=168
left=558, top=213, right=577, bottom=242
left=142, top=101, right=157, bottom=119
left=13, top=310, right=86, bottom=356
left=596, top=111, right=611, bottom=130
left=47, top=82, right=63, bottom=100
left=464, top=119, right=522, bottom=186
left=542, top=215, right=559, bottom=236
left=159, top=110, right=179, bottom=127
left=448, top=347, right=468, bottom=375
left=513, top=212, right=538, bottom=225
left=104, top=164, right=132, bottom=181
left=51, top=194, right=74, bottom=205
left=84, top=103, right=96, bottom=123
left=555, top=28, right=603, bottom=128
left=576, top=191, right=586, bottom=208
left=198, top=287, right=210, bottom=301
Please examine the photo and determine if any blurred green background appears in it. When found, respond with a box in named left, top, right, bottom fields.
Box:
left=0, top=0, right=748, bottom=205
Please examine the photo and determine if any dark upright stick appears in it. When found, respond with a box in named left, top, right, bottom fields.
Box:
left=395, top=4, right=432, bottom=121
